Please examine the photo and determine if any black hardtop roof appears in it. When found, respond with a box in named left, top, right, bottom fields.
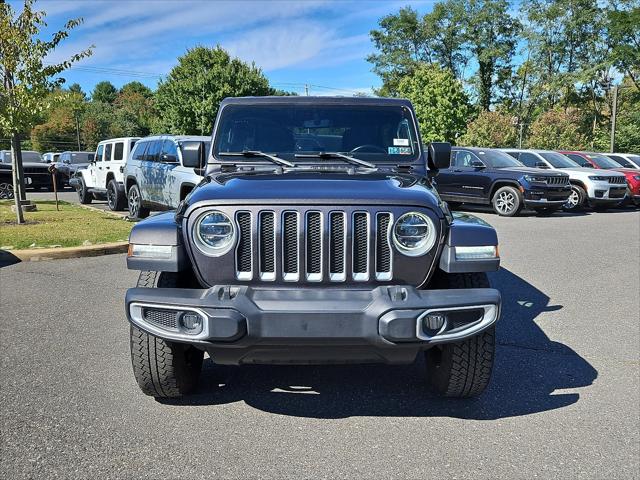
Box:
left=219, top=96, right=413, bottom=108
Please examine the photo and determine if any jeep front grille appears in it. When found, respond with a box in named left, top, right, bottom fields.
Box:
left=546, top=176, right=567, bottom=185
left=608, top=176, right=626, bottom=184
left=234, top=209, right=394, bottom=282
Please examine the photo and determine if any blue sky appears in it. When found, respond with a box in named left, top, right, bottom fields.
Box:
left=14, top=0, right=444, bottom=96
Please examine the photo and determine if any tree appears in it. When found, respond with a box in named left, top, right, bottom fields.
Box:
left=526, top=109, right=588, bottom=150
left=465, top=0, right=521, bottom=110
left=458, top=110, right=518, bottom=147
left=30, top=90, right=85, bottom=151
left=607, top=3, right=640, bottom=90
left=67, top=82, right=86, bottom=100
left=0, top=0, right=91, bottom=223
left=119, top=81, right=153, bottom=98
left=396, top=64, right=471, bottom=143
left=91, top=80, right=117, bottom=103
left=115, top=83, right=155, bottom=136
left=153, top=46, right=271, bottom=135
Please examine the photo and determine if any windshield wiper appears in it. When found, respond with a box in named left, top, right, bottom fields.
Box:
left=220, top=150, right=295, bottom=168
left=294, top=152, right=376, bottom=169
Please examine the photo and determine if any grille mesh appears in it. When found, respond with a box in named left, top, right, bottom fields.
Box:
left=306, top=212, right=322, bottom=274
left=283, top=212, right=298, bottom=274
left=259, top=212, right=275, bottom=273
left=236, top=212, right=252, bottom=273
left=376, top=214, right=391, bottom=273
left=353, top=213, right=368, bottom=274
left=329, top=213, right=345, bottom=274
left=609, top=176, right=625, bottom=184
left=143, top=308, right=178, bottom=331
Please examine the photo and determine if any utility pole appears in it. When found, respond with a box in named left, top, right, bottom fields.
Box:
left=518, top=122, right=524, bottom=149
left=610, top=85, right=618, bottom=153
left=304, top=84, right=309, bottom=96
left=75, top=112, right=81, bottom=151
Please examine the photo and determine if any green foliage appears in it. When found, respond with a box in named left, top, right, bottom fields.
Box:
left=396, top=64, right=470, bottom=143
left=153, top=46, right=271, bottom=135
left=30, top=89, right=85, bottom=151
left=458, top=111, right=518, bottom=147
left=526, top=109, right=588, bottom=150
left=119, top=81, right=153, bottom=98
left=0, top=0, right=92, bottom=136
left=91, top=81, right=118, bottom=104
left=607, top=3, right=640, bottom=90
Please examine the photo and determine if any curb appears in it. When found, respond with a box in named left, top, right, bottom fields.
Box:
left=2, top=241, right=129, bottom=262
left=76, top=204, right=129, bottom=219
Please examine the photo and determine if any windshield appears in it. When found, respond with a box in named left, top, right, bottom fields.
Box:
left=214, top=103, right=420, bottom=164
left=474, top=149, right=523, bottom=168
left=627, top=155, right=640, bottom=167
left=587, top=154, right=623, bottom=169
left=540, top=152, right=580, bottom=168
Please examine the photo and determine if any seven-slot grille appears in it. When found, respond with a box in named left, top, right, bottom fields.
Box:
left=608, top=176, right=626, bottom=184
left=545, top=176, right=568, bottom=185
left=234, top=209, right=394, bottom=282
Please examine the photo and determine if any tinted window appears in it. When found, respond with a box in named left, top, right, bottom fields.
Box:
left=130, top=140, right=137, bottom=151
left=608, top=155, right=633, bottom=168
left=96, top=145, right=104, bottom=162
left=566, top=154, right=590, bottom=166
left=215, top=104, right=420, bottom=163
left=453, top=150, right=475, bottom=167
left=132, top=142, right=148, bottom=161
left=70, top=153, right=92, bottom=164
left=587, top=154, right=623, bottom=169
left=161, top=140, right=178, bottom=162
left=104, top=143, right=112, bottom=162
left=22, top=151, right=42, bottom=162
left=539, top=152, right=579, bottom=168
left=114, top=142, right=124, bottom=161
left=504, top=151, right=519, bottom=159
left=475, top=149, right=523, bottom=168
left=145, top=140, right=162, bottom=162
left=519, top=152, right=540, bottom=167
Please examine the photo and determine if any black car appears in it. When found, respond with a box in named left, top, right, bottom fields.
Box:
left=436, top=147, right=571, bottom=216
left=0, top=150, right=52, bottom=198
left=123, top=96, right=503, bottom=400
left=54, top=151, right=95, bottom=187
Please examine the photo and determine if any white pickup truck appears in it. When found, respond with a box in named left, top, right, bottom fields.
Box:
left=72, top=137, right=140, bottom=210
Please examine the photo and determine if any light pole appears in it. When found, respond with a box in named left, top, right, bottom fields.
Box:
left=610, top=85, right=618, bottom=153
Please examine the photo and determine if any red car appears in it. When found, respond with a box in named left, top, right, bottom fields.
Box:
left=559, top=151, right=640, bottom=206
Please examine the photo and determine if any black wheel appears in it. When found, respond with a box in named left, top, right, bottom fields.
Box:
left=107, top=179, right=127, bottom=211
left=77, top=177, right=92, bottom=204
left=563, top=185, right=586, bottom=211
left=0, top=180, right=14, bottom=199
left=130, top=271, right=204, bottom=398
left=425, top=272, right=496, bottom=397
left=128, top=183, right=149, bottom=219
left=491, top=186, right=522, bottom=216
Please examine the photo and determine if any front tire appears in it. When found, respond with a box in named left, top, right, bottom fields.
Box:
left=107, top=179, right=127, bottom=211
left=0, top=180, right=14, bottom=199
left=425, top=272, right=496, bottom=397
left=128, top=183, right=150, bottom=219
left=77, top=177, right=92, bottom=204
left=130, top=271, right=204, bottom=398
left=563, top=185, right=586, bottom=211
left=491, top=186, right=522, bottom=216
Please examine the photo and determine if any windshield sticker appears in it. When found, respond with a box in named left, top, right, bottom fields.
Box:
left=388, top=146, right=412, bottom=155
left=393, top=138, right=409, bottom=146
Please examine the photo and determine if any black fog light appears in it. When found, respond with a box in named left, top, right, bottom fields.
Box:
left=180, top=311, right=204, bottom=334
left=595, top=190, right=605, bottom=198
left=421, top=312, right=447, bottom=337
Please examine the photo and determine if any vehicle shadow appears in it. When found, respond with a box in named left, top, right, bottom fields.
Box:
left=454, top=204, right=592, bottom=218
left=161, top=268, right=598, bottom=420
left=0, top=250, right=21, bottom=268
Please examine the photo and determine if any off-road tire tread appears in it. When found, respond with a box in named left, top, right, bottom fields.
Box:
left=129, top=271, right=203, bottom=398
left=108, top=179, right=127, bottom=211
left=426, top=272, right=496, bottom=397
left=78, top=177, right=92, bottom=204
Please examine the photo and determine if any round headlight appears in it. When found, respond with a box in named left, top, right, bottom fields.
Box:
left=194, top=211, right=235, bottom=256
left=393, top=212, right=436, bottom=256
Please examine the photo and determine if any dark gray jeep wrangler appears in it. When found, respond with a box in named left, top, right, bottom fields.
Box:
left=125, top=96, right=501, bottom=399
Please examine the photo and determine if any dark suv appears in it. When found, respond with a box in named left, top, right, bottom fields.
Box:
left=124, top=96, right=503, bottom=400
left=436, top=147, right=571, bottom=216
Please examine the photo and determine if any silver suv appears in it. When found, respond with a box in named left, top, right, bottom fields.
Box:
left=123, top=135, right=210, bottom=219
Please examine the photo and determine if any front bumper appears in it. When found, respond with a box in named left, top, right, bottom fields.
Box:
left=125, top=285, right=501, bottom=365
left=586, top=181, right=627, bottom=202
left=522, top=185, right=571, bottom=206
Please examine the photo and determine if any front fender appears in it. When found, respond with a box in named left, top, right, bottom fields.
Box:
left=439, top=212, right=499, bottom=273
left=126, top=212, right=188, bottom=272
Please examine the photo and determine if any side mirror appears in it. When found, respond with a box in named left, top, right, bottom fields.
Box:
left=581, top=164, right=591, bottom=168
left=535, top=161, right=548, bottom=169
left=470, top=159, right=486, bottom=168
left=427, top=142, right=451, bottom=170
left=181, top=141, right=205, bottom=169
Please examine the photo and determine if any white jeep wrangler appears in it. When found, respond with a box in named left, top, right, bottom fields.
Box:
left=72, top=137, right=140, bottom=210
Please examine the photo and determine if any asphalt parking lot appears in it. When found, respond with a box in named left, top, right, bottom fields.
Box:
left=1, top=208, right=639, bottom=479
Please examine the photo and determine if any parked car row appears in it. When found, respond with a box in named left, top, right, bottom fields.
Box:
left=71, top=135, right=210, bottom=219
left=434, top=147, right=637, bottom=216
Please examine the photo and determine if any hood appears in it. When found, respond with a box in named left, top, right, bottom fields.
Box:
left=0, top=161, right=49, bottom=169
left=612, top=168, right=640, bottom=175
left=495, top=166, right=566, bottom=177
left=185, top=171, right=442, bottom=212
